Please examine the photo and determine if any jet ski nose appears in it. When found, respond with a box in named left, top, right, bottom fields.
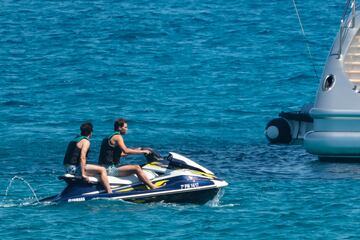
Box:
left=213, top=180, right=228, bottom=188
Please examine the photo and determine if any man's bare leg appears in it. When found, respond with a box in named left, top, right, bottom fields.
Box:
left=86, top=164, right=112, bottom=193
left=117, top=165, right=158, bottom=189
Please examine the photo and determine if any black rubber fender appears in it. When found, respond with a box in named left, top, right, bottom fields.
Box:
left=265, top=117, right=292, bottom=144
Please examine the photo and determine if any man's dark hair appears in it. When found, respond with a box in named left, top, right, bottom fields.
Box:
left=114, top=118, right=127, bottom=131
left=80, top=122, right=93, bottom=136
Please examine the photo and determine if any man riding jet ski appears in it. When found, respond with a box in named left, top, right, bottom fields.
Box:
left=41, top=150, right=228, bottom=204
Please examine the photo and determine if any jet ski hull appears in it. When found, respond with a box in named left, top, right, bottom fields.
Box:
left=41, top=151, right=228, bottom=204
left=41, top=176, right=226, bottom=204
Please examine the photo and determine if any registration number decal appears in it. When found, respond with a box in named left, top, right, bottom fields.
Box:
left=181, top=183, right=199, bottom=189
left=68, top=197, right=85, bottom=202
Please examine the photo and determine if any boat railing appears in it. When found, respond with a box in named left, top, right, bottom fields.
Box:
left=338, top=0, right=357, bottom=58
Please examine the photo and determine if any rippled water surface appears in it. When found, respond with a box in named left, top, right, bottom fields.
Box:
left=1, top=0, right=358, bottom=239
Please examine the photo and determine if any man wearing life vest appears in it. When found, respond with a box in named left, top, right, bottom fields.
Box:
left=63, top=122, right=112, bottom=193
left=98, top=118, right=158, bottom=189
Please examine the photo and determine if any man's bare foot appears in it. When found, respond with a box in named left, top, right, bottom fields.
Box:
left=150, top=184, right=159, bottom=189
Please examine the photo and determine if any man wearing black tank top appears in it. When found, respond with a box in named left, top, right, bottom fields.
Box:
left=63, top=122, right=112, bottom=193
left=98, top=118, right=158, bottom=189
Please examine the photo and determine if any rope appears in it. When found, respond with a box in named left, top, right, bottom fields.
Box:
left=292, top=0, right=319, bottom=80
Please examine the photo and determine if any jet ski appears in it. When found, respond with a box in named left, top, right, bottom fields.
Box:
left=40, top=150, right=228, bottom=204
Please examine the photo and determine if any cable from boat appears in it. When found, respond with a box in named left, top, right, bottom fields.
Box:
left=291, top=0, right=319, bottom=80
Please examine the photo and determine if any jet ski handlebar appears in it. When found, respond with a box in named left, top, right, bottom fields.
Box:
left=141, top=148, right=163, bottom=163
left=141, top=149, right=214, bottom=175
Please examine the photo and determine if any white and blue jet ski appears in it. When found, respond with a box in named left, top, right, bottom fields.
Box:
left=41, top=150, right=228, bottom=204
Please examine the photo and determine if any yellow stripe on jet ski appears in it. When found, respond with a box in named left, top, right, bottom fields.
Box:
left=155, top=180, right=168, bottom=187
left=146, top=162, right=215, bottom=179
left=117, top=187, right=134, bottom=192
left=144, top=162, right=168, bottom=168
left=190, top=170, right=215, bottom=179
left=145, top=180, right=169, bottom=190
left=117, top=180, right=169, bottom=192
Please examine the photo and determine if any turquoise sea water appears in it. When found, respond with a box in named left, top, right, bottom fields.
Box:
left=1, top=0, right=359, bottom=239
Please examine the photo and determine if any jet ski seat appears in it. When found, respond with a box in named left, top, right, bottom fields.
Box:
left=61, top=169, right=158, bottom=186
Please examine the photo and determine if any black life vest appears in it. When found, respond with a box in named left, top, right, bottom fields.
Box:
left=63, top=136, right=89, bottom=166
left=98, top=132, right=123, bottom=166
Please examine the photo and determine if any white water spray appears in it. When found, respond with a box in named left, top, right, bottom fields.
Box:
left=2, top=176, right=39, bottom=204
left=206, top=189, right=225, bottom=207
